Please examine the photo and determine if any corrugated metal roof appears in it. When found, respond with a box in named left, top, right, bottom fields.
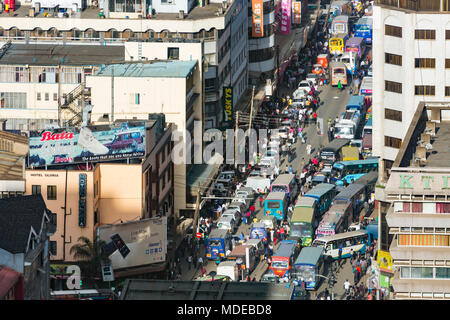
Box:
left=95, top=60, right=198, bottom=78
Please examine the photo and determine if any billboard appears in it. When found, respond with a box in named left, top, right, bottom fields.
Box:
left=28, top=122, right=146, bottom=167
left=252, top=0, right=264, bottom=37
left=292, top=1, right=302, bottom=25
left=280, top=0, right=291, bottom=35
left=223, top=86, right=233, bottom=123
left=98, top=217, right=167, bottom=270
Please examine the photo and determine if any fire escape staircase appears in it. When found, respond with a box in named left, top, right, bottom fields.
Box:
left=59, top=83, right=90, bottom=127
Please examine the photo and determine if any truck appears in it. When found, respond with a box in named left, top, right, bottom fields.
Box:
left=334, top=110, right=361, bottom=140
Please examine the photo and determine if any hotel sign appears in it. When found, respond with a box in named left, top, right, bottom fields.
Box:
left=386, top=172, right=450, bottom=194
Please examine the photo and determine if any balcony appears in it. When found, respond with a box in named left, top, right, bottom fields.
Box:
left=377, top=0, right=449, bottom=12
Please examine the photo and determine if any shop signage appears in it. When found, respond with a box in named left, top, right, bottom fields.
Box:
left=280, top=0, right=291, bottom=35
left=28, top=122, right=146, bottom=167
left=377, top=250, right=393, bottom=274
left=399, top=174, right=450, bottom=190
left=252, top=0, right=264, bottom=37
left=223, top=86, right=233, bottom=123
left=292, top=1, right=302, bottom=25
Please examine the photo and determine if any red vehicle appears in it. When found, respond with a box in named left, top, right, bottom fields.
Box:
left=105, top=130, right=143, bottom=151
left=312, top=64, right=324, bottom=75
left=268, top=240, right=299, bottom=278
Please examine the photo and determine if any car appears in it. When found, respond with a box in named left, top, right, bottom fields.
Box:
left=248, top=169, right=263, bottom=177
left=277, top=127, right=289, bottom=139
left=235, top=187, right=254, bottom=200
left=222, top=209, right=241, bottom=225
left=367, top=65, right=373, bottom=77
left=306, top=73, right=320, bottom=85
left=350, top=139, right=363, bottom=154
left=105, top=130, right=144, bottom=151
left=298, top=80, right=313, bottom=89
left=311, top=174, right=328, bottom=187
left=260, top=273, right=280, bottom=283
left=348, top=222, right=361, bottom=232
left=231, top=196, right=249, bottom=209
left=217, top=170, right=235, bottom=185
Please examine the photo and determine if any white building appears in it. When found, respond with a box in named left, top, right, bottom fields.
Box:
left=0, top=0, right=248, bottom=129
left=372, top=1, right=450, bottom=179
left=86, top=59, right=202, bottom=220
left=0, top=42, right=124, bottom=130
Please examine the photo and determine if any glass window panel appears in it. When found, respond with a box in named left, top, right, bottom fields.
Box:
left=436, top=268, right=450, bottom=279
left=400, top=267, right=410, bottom=279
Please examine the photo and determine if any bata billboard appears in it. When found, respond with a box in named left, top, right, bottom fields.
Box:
left=28, top=122, right=146, bottom=167
left=98, top=217, right=167, bottom=270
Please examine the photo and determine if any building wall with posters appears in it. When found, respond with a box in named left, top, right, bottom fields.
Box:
left=248, top=0, right=276, bottom=78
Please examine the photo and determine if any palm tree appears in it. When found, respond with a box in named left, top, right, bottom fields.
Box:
left=70, top=236, right=110, bottom=288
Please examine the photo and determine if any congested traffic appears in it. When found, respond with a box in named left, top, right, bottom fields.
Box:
left=173, top=0, right=379, bottom=300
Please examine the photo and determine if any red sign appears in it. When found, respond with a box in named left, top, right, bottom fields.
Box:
left=40, top=131, right=74, bottom=141
left=196, top=232, right=202, bottom=239
left=252, top=0, right=264, bottom=37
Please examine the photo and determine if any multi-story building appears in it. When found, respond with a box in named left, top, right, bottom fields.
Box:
left=0, top=130, right=29, bottom=197
left=372, top=0, right=450, bottom=180
left=24, top=119, right=173, bottom=267
left=247, top=0, right=276, bottom=82
left=383, top=101, right=450, bottom=300
left=0, top=42, right=124, bottom=130
left=0, top=195, right=56, bottom=300
left=86, top=60, right=199, bottom=219
left=0, top=0, right=248, bottom=128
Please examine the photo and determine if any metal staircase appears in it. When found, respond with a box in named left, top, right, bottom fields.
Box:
left=59, top=83, right=91, bottom=127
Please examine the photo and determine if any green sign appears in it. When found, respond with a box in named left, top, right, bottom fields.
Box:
left=223, top=86, right=233, bottom=123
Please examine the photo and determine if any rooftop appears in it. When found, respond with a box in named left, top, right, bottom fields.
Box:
left=95, top=60, right=198, bottom=78
left=0, top=42, right=124, bottom=66
left=393, top=102, right=450, bottom=169
left=0, top=3, right=226, bottom=21
left=0, top=195, right=50, bottom=254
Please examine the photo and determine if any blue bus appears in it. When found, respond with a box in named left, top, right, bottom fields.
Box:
left=264, top=192, right=288, bottom=221
left=303, top=183, right=336, bottom=216
left=330, top=159, right=379, bottom=186
left=354, top=16, right=373, bottom=44
left=250, top=222, right=268, bottom=241
left=293, top=247, right=325, bottom=290
left=206, top=229, right=229, bottom=260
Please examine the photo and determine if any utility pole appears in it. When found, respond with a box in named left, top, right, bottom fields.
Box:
left=248, top=86, right=255, bottom=132
left=234, top=110, right=239, bottom=170
left=111, top=65, right=114, bottom=123
left=191, top=182, right=202, bottom=243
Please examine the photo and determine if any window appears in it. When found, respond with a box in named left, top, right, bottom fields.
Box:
left=47, top=185, right=57, bottom=200
left=45, top=93, right=49, bottom=101
left=205, top=78, right=216, bottom=91
left=37, top=92, right=41, bottom=101
left=167, top=167, right=171, bottom=182
left=0, top=92, right=27, bottom=109
left=415, top=58, right=435, bottom=68
left=415, top=29, right=436, bottom=40
left=385, top=24, right=402, bottom=38
left=385, top=136, right=402, bottom=148
left=53, top=93, right=58, bottom=101
left=436, top=268, right=450, bottom=279
left=385, top=53, right=402, bottom=66
left=161, top=174, right=166, bottom=191
left=385, top=80, right=402, bottom=94
left=161, top=149, right=165, bottom=164
left=415, top=85, right=435, bottom=96
left=129, top=93, right=140, bottom=105
left=385, top=108, right=402, bottom=122
left=168, top=47, right=179, bottom=60
left=32, top=185, right=41, bottom=195
left=446, top=59, right=450, bottom=69
left=446, top=30, right=450, bottom=39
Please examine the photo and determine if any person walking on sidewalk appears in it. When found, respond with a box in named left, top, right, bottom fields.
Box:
left=187, top=255, right=193, bottom=270
left=259, top=195, right=264, bottom=208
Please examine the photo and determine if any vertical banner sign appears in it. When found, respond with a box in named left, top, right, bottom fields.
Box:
left=292, top=1, right=302, bottom=25
left=252, top=0, right=264, bottom=37
left=280, top=0, right=291, bottom=35
left=223, top=86, right=233, bottom=123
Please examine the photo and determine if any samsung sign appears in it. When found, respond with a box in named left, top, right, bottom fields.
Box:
left=28, top=122, right=146, bottom=167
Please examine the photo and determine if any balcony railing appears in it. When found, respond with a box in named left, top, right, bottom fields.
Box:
left=377, top=0, right=449, bottom=11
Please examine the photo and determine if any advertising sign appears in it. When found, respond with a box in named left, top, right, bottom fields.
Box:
left=28, top=122, right=146, bottom=167
left=280, top=0, right=291, bottom=35
left=377, top=250, right=393, bottom=274
left=252, top=0, right=264, bottom=37
left=98, top=217, right=167, bottom=270
left=223, top=86, right=233, bottom=123
left=292, top=1, right=302, bottom=25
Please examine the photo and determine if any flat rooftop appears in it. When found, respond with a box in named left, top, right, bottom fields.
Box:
left=95, top=60, right=198, bottom=78
left=0, top=3, right=225, bottom=20
left=0, top=43, right=124, bottom=66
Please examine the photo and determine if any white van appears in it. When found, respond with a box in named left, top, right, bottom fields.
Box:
left=217, top=216, right=236, bottom=233
left=222, top=209, right=241, bottom=225
left=217, top=261, right=238, bottom=281
left=245, top=238, right=264, bottom=254
left=227, top=201, right=246, bottom=214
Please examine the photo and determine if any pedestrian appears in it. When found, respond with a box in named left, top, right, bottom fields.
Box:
left=201, top=266, right=207, bottom=277
left=215, top=256, right=221, bottom=266
left=198, top=256, right=203, bottom=268
left=338, top=243, right=343, bottom=266
left=259, top=195, right=264, bottom=208
left=344, top=279, right=351, bottom=295
left=338, top=80, right=342, bottom=91
left=187, top=255, right=192, bottom=270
